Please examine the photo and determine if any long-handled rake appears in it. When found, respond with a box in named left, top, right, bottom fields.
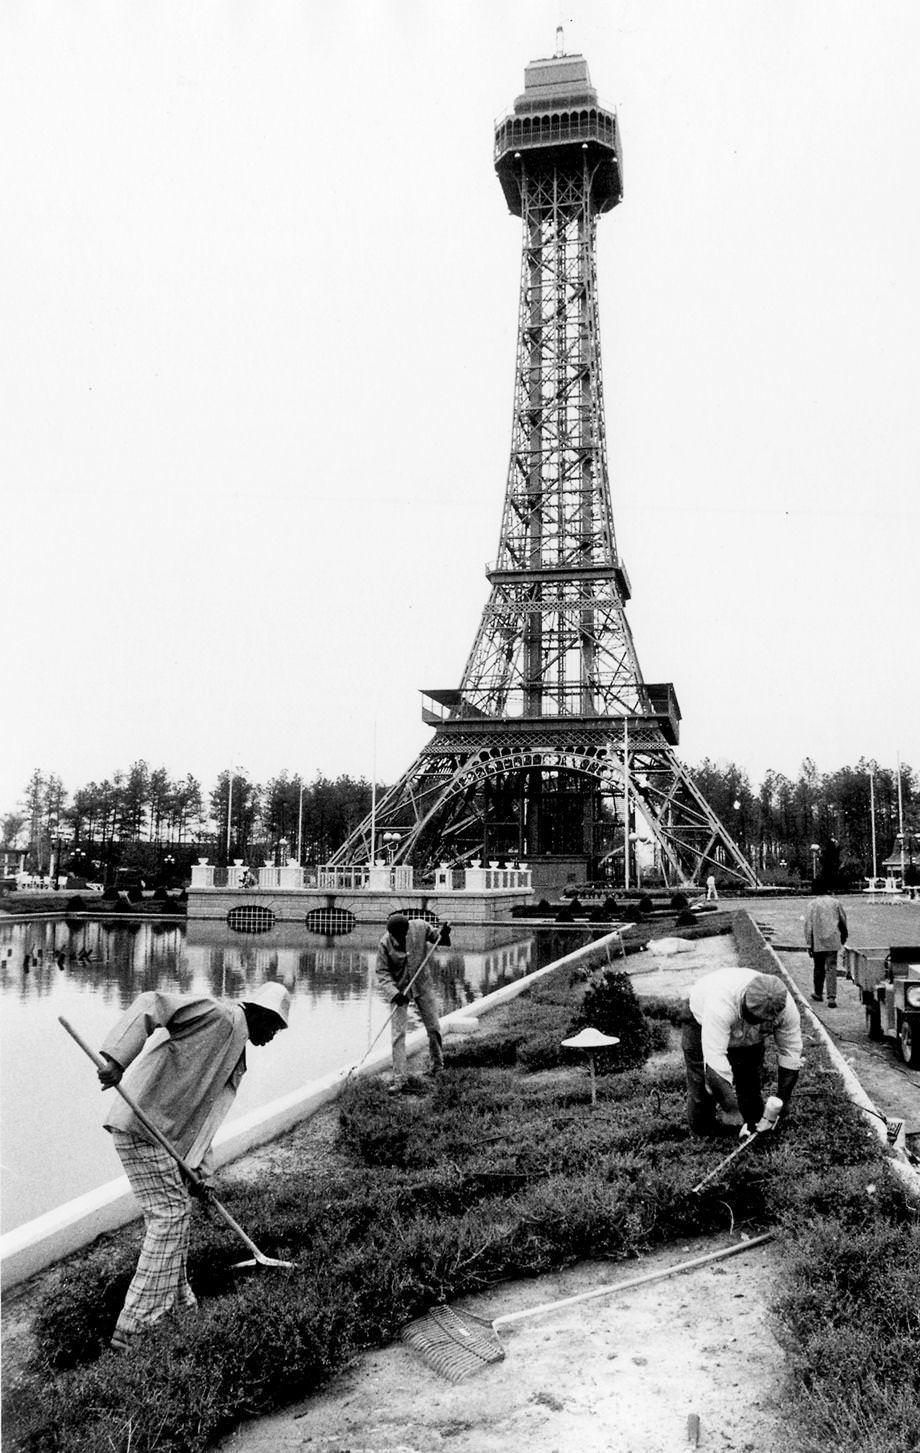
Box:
left=343, top=924, right=448, bottom=1086
left=59, top=1015, right=296, bottom=1270
left=401, top=1232, right=774, bottom=1381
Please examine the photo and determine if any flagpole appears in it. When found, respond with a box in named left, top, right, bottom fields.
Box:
left=869, top=765, right=877, bottom=881
left=370, top=721, right=377, bottom=863
left=897, top=752, right=906, bottom=883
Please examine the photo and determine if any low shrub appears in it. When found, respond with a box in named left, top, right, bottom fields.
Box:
left=575, top=969, right=652, bottom=1071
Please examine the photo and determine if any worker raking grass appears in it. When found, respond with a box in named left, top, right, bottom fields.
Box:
left=89, top=982, right=291, bottom=1352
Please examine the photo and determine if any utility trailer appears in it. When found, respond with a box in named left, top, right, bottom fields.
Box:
left=844, top=944, right=920, bottom=1067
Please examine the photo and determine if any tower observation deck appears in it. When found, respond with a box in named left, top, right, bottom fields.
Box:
left=330, top=45, right=758, bottom=890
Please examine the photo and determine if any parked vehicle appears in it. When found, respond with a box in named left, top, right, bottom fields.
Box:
left=844, top=944, right=920, bottom=1067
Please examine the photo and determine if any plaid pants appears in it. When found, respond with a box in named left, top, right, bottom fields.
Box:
left=112, top=1130, right=198, bottom=1337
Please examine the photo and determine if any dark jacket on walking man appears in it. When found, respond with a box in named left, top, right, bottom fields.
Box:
left=804, top=885, right=848, bottom=1006
left=376, top=912, right=444, bottom=1086
left=96, top=981, right=290, bottom=1352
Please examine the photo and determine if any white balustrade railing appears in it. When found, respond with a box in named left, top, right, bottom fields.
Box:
left=435, top=862, right=532, bottom=892
left=190, top=858, right=530, bottom=894
left=258, top=864, right=305, bottom=890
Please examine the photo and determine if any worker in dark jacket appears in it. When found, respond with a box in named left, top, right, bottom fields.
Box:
left=804, top=884, right=848, bottom=1006
left=376, top=913, right=445, bottom=1087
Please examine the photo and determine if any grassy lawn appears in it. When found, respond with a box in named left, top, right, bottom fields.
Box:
left=4, top=913, right=918, bottom=1453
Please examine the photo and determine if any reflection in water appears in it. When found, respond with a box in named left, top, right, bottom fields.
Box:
left=0, top=916, right=591, bottom=1233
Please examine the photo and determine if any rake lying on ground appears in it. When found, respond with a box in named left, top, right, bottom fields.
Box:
left=400, top=1232, right=774, bottom=1381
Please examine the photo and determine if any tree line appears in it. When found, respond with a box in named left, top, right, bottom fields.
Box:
left=2, top=755, right=916, bottom=887
left=691, top=756, right=917, bottom=885
left=2, top=764, right=376, bottom=883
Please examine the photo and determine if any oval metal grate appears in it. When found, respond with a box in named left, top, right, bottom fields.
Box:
left=226, top=905, right=275, bottom=934
left=305, top=907, right=356, bottom=936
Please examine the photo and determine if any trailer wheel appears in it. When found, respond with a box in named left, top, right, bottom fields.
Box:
left=898, top=1016, right=920, bottom=1069
left=865, top=999, right=883, bottom=1041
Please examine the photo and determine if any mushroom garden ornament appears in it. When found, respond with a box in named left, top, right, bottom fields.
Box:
left=561, top=1026, right=620, bottom=1105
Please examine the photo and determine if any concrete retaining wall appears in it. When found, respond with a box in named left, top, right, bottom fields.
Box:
left=186, top=887, right=533, bottom=925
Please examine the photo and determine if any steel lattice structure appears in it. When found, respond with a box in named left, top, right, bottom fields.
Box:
left=331, top=47, right=758, bottom=889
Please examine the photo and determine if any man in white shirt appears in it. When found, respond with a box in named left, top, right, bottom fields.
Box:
left=681, top=968, right=802, bottom=1137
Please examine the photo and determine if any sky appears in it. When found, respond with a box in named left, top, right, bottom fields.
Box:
left=3, top=0, right=919, bottom=822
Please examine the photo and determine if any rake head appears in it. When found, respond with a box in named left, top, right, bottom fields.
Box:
left=401, top=1305, right=505, bottom=1382
left=232, top=1252, right=298, bottom=1270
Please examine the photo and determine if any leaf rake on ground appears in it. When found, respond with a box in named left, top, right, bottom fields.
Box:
left=400, top=1232, right=775, bottom=1381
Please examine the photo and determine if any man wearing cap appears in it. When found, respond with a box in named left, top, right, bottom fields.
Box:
left=96, top=981, right=290, bottom=1351
left=681, top=968, right=802, bottom=1138
left=376, top=912, right=445, bottom=1088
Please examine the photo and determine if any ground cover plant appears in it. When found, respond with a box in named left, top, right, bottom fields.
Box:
left=5, top=926, right=919, bottom=1453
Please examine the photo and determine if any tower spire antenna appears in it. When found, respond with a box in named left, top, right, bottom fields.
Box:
left=330, top=47, right=758, bottom=893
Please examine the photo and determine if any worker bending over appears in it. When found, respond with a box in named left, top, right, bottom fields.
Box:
left=96, top=982, right=290, bottom=1352
left=681, top=968, right=802, bottom=1139
left=376, top=912, right=445, bottom=1088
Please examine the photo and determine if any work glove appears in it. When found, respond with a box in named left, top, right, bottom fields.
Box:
left=392, top=992, right=409, bottom=1007
left=752, top=1114, right=777, bottom=1135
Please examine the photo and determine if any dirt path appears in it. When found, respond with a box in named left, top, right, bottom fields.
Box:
left=218, top=1236, right=788, bottom=1453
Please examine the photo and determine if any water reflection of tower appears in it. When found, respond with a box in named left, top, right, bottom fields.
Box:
left=438, top=938, right=534, bottom=1004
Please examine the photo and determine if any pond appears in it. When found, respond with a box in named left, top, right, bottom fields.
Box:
left=0, top=915, right=592, bottom=1233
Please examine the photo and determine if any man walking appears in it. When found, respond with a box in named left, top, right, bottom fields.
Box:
left=376, top=912, right=445, bottom=1088
left=804, top=883, right=848, bottom=1007
left=681, top=968, right=802, bottom=1138
left=96, top=981, right=291, bottom=1351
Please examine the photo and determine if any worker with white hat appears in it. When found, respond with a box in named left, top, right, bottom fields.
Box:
left=681, top=967, right=802, bottom=1139
left=95, top=981, right=291, bottom=1351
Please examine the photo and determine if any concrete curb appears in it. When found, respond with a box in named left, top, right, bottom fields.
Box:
left=0, top=928, right=626, bottom=1290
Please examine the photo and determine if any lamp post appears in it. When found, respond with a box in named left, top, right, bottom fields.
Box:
left=226, top=764, right=243, bottom=865
left=869, top=765, right=878, bottom=882
left=896, top=754, right=906, bottom=884
left=296, top=780, right=304, bottom=864
left=810, top=843, right=820, bottom=881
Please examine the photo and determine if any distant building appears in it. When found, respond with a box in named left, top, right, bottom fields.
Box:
left=881, top=831, right=919, bottom=883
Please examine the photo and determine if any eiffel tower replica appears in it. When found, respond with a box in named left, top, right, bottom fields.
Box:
left=331, top=38, right=758, bottom=891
